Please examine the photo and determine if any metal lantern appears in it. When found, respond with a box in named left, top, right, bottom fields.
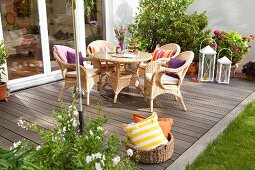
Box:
left=198, top=39, right=217, bottom=82
left=216, top=49, right=232, bottom=84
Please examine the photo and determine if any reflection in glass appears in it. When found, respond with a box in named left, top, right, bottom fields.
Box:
left=1, top=0, right=43, bottom=80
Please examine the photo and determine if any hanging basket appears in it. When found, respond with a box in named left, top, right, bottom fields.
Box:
left=127, top=133, right=174, bottom=164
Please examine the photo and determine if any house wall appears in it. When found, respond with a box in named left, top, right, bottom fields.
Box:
left=189, top=0, right=255, bottom=72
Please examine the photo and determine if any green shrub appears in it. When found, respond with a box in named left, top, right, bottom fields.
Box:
left=0, top=100, right=135, bottom=170
left=130, top=0, right=211, bottom=61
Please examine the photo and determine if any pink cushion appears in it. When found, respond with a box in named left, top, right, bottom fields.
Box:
left=53, top=45, right=75, bottom=63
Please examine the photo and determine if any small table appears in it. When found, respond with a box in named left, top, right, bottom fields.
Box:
left=93, top=51, right=151, bottom=103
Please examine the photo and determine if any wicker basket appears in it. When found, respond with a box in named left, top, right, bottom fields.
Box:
left=127, top=133, right=174, bottom=164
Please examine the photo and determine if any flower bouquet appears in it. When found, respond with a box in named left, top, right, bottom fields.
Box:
left=114, top=26, right=128, bottom=53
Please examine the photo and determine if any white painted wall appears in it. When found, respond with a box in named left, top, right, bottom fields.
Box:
left=189, top=0, right=255, bottom=72
left=105, top=0, right=139, bottom=44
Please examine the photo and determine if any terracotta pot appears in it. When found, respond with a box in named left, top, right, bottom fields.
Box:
left=187, top=62, right=197, bottom=75
left=246, top=74, right=255, bottom=81
left=0, top=82, right=7, bottom=100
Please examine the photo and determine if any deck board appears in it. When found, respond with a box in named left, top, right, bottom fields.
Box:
left=0, top=77, right=254, bottom=169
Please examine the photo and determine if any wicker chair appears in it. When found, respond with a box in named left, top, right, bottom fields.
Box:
left=144, top=51, right=194, bottom=112
left=53, top=45, right=101, bottom=105
left=137, top=43, right=181, bottom=76
left=87, top=40, right=117, bottom=76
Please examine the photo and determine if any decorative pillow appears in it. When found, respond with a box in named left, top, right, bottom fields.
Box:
left=123, top=113, right=168, bottom=151
left=89, top=46, right=109, bottom=54
left=167, top=58, right=186, bottom=79
left=133, top=114, right=174, bottom=138
left=151, top=48, right=176, bottom=61
left=66, top=51, right=84, bottom=71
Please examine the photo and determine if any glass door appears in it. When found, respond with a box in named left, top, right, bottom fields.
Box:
left=46, top=0, right=74, bottom=71
left=0, top=0, right=43, bottom=80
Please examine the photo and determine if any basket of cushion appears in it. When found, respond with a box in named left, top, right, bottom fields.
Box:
left=123, top=113, right=174, bottom=164
left=127, top=133, right=174, bottom=164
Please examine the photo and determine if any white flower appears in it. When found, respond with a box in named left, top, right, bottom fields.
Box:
left=57, top=115, right=62, bottom=120
left=85, top=155, right=92, bottom=163
left=100, top=159, right=105, bottom=166
left=95, top=163, right=102, bottom=170
left=104, top=130, right=108, bottom=135
left=102, top=154, right=106, bottom=161
left=127, top=149, right=133, bottom=157
left=73, top=109, right=79, bottom=116
left=10, top=140, right=22, bottom=150
left=63, top=127, right=66, bottom=132
left=72, top=119, right=77, bottom=127
left=97, top=126, right=104, bottom=131
left=95, top=152, right=102, bottom=159
left=36, top=145, right=41, bottom=151
left=112, top=155, right=120, bottom=165
left=85, top=136, right=88, bottom=140
left=89, top=130, right=94, bottom=136
left=17, top=118, right=28, bottom=130
left=96, top=136, right=100, bottom=140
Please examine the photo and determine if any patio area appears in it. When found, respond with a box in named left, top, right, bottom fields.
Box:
left=0, top=77, right=255, bottom=169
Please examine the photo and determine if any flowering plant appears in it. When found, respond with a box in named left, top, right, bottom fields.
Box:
left=0, top=100, right=135, bottom=170
left=114, top=25, right=128, bottom=42
left=242, top=61, right=255, bottom=76
left=212, top=30, right=255, bottom=64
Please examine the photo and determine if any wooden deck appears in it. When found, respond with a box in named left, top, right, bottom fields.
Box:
left=0, top=77, right=254, bottom=169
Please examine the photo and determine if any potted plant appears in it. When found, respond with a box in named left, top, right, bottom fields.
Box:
left=0, top=41, right=8, bottom=101
left=212, top=30, right=255, bottom=62
left=242, top=61, right=255, bottom=81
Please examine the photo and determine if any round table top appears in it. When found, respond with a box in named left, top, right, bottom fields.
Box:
left=93, top=51, right=151, bottom=63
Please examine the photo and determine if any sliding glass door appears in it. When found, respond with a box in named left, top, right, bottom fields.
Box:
left=0, top=0, right=43, bottom=80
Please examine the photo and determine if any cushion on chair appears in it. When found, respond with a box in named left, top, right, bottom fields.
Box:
left=66, top=68, right=100, bottom=78
left=151, top=48, right=176, bottom=61
left=145, top=73, right=179, bottom=85
left=89, top=46, right=109, bottom=54
left=133, top=114, right=174, bottom=138
left=53, top=45, right=75, bottom=63
left=167, top=58, right=186, bottom=79
left=66, top=51, right=84, bottom=66
left=123, top=112, right=168, bottom=151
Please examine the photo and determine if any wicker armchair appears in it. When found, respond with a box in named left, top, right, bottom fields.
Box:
left=53, top=45, right=101, bottom=105
left=138, top=43, right=181, bottom=76
left=87, top=40, right=117, bottom=75
left=144, top=51, right=194, bottom=112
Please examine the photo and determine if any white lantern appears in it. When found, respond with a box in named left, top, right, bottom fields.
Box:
left=216, top=49, right=232, bottom=84
left=198, top=45, right=217, bottom=82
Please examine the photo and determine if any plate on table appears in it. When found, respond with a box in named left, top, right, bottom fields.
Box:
left=111, top=53, right=136, bottom=58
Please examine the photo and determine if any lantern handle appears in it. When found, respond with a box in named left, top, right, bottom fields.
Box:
left=200, top=38, right=217, bottom=51
left=217, top=48, right=232, bottom=61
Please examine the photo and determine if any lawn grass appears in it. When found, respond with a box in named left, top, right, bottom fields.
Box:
left=187, top=101, right=255, bottom=170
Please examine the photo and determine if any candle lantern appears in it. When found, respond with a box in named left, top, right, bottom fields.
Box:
left=216, top=48, right=232, bottom=84
left=198, top=39, right=217, bottom=82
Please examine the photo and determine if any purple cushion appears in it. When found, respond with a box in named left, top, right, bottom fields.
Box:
left=66, top=51, right=84, bottom=71
left=167, top=58, right=186, bottom=79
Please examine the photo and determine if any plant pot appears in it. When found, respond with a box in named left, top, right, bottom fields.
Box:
left=246, top=74, right=255, bottom=81
left=187, top=62, right=197, bottom=75
left=231, top=63, right=238, bottom=78
left=0, top=82, right=7, bottom=101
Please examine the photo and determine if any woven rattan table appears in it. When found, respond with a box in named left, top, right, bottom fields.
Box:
left=93, top=51, right=151, bottom=103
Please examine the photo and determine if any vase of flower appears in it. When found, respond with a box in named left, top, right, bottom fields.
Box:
left=114, top=25, right=127, bottom=54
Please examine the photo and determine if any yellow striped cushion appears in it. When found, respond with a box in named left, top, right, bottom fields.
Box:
left=124, top=113, right=168, bottom=150
left=151, top=48, right=176, bottom=61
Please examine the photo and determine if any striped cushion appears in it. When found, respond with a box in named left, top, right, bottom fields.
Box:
left=89, top=46, right=109, bottom=54
left=151, top=48, right=176, bottom=61
left=124, top=113, right=168, bottom=151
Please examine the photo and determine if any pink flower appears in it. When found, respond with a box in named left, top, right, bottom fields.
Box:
left=214, top=29, right=222, bottom=35
left=210, top=43, right=217, bottom=50
left=243, top=36, right=248, bottom=41
left=220, top=34, right=227, bottom=40
left=231, top=45, right=238, bottom=53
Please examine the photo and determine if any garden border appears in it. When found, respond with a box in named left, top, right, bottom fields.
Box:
left=166, top=90, right=255, bottom=170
